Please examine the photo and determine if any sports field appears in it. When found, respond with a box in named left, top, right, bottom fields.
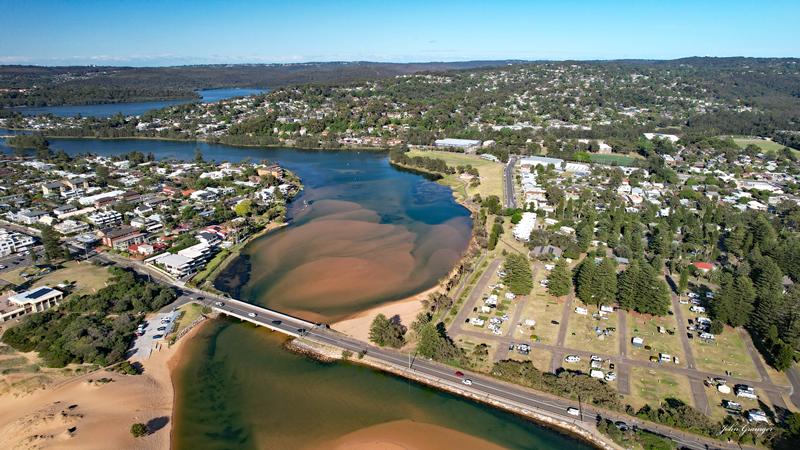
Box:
left=589, top=154, right=635, bottom=166
left=733, top=138, right=785, bottom=153
left=405, top=150, right=504, bottom=200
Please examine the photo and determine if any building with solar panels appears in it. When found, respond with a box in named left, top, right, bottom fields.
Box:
left=1, top=286, right=63, bottom=322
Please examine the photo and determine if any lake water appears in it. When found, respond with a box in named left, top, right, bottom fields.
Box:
left=0, top=137, right=587, bottom=449
left=172, top=318, right=587, bottom=450
left=9, top=88, right=266, bottom=118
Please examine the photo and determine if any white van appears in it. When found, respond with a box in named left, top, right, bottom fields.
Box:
left=567, top=407, right=580, bottom=416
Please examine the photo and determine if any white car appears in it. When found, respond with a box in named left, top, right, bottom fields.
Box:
left=604, top=372, right=617, bottom=381
left=462, top=379, right=473, bottom=386
left=590, top=355, right=602, bottom=361
left=565, top=355, right=581, bottom=363
left=248, top=313, right=257, bottom=318
left=0, top=265, right=6, bottom=269
left=215, top=302, right=224, bottom=307
left=567, top=407, right=580, bottom=416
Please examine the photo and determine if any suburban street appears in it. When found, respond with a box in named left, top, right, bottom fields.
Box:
left=503, top=155, right=517, bottom=209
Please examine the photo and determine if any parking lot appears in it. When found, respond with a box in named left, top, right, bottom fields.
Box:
left=128, top=310, right=179, bottom=361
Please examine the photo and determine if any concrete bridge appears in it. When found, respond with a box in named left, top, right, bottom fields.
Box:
left=210, top=296, right=319, bottom=338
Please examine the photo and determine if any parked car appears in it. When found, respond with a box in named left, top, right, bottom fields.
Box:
left=609, top=363, right=615, bottom=370
left=0, top=265, right=6, bottom=269
left=157, top=326, right=166, bottom=331
left=551, top=320, right=559, bottom=325
left=687, top=332, right=694, bottom=339
left=564, top=355, right=581, bottom=363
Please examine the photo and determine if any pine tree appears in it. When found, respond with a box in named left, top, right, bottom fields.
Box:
left=617, top=259, right=640, bottom=311
left=593, top=258, right=618, bottom=308
left=576, top=223, right=592, bottom=252
left=417, top=322, right=441, bottom=359
left=505, top=253, right=533, bottom=295
left=574, top=257, right=596, bottom=304
left=728, top=276, right=756, bottom=328
left=368, top=314, right=390, bottom=347
left=548, top=258, right=572, bottom=298
left=750, top=257, right=783, bottom=334
left=678, top=268, right=690, bottom=295
left=774, top=342, right=794, bottom=371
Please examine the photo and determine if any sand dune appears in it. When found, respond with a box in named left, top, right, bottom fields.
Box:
left=0, top=325, right=203, bottom=450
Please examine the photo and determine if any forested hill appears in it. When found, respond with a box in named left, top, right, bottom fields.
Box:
left=0, top=61, right=522, bottom=107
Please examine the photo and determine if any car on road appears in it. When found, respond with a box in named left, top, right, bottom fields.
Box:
left=714, top=378, right=727, bottom=384
left=157, top=326, right=166, bottom=331
left=272, top=320, right=281, bottom=325
left=0, top=265, right=5, bottom=269
left=11, top=262, right=18, bottom=265
left=462, top=379, right=472, bottom=386
left=455, top=371, right=464, bottom=378
left=509, top=343, right=514, bottom=350
left=215, top=302, right=224, bottom=307
left=615, top=421, right=628, bottom=431
left=567, top=407, right=580, bottom=416
left=248, top=313, right=257, bottom=317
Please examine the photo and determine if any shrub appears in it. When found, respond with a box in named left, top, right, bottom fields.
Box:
left=130, top=423, right=147, bottom=437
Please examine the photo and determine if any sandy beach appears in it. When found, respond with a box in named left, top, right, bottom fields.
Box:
left=331, top=286, right=438, bottom=341
left=0, top=322, right=205, bottom=450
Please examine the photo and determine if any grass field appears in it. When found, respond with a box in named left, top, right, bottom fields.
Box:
left=733, top=138, right=786, bottom=153
left=705, top=386, right=776, bottom=424
left=172, top=303, right=203, bottom=335
left=406, top=150, right=505, bottom=201
left=453, top=334, right=500, bottom=373
left=628, top=366, right=694, bottom=410
left=679, top=303, right=761, bottom=381
left=507, top=347, right=552, bottom=373
left=512, top=264, right=564, bottom=345
left=3, top=261, right=114, bottom=296
left=564, top=305, right=620, bottom=356
left=460, top=269, right=522, bottom=337
left=589, top=153, right=636, bottom=166
left=626, top=311, right=685, bottom=365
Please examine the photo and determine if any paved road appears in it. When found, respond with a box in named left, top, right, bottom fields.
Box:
left=448, top=258, right=502, bottom=333
left=738, top=327, right=771, bottom=383
left=207, top=297, right=749, bottom=450
left=666, top=277, right=697, bottom=370
left=556, top=292, right=574, bottom=346
left=503, top=156, right=517, bottom=209
left=788, top=365, right=800, bottom=407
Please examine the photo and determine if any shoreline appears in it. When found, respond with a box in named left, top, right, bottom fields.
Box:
left=287, top=339, right=617, bottom=450
left=0, top=315, right=206, bottom=450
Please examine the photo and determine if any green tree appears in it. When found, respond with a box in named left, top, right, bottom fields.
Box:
left=194, top=148, right=204, bottom=164
left=130, top=423, right=147, bottom=438
left=417, top=322, right=441, bottom=360
left=775, top=342, right=794, bottom=371
left=504, top=253, right=533, bottom=295
left=592, top=258, right=618, bottom=308
left=41, top=225, right=68, bottom=260
left=574, top=257, right=596, bottom=304
left=677, top=268, right=689, bottom=295
left=548, top=258, right=572, bottom=298
left=368, top=314, right=390, bottom=347
left=234, top=200, right=252, bottom=217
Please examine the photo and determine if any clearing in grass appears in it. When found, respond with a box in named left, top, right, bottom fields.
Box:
left=626, top=311, right=685, bottom=364
left=405, top=150, right=505, bottom=201
left=454, top=335, right=500, bottom=373
left=628, top=366, right=694, bottom=410
left=564, top=305, right=620, bottom=356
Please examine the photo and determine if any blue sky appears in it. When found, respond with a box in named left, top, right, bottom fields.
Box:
left=2, top=0, right=797, bottom=66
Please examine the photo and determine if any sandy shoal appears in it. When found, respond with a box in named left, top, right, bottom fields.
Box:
left=330, top=286, right=438, bottom=342
left=0, top=322, right=205, bottom=450
left=311, top=419, right=508, bottom=450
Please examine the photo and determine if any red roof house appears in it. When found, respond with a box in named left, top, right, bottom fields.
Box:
left=692, top=262, right=714, bottom=272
